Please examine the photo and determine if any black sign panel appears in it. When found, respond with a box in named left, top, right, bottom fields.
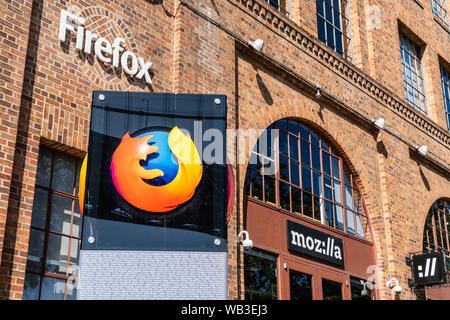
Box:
left=82, top=91, right=227, bottom=252
left=287, top=220, right=344, bottom=267
left=412, top=252, right=446, bottom=286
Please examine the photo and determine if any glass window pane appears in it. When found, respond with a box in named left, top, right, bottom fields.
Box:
left=322, top=151, right=331, bottom=176
left=303, top=192, right=313, bottom=218
left=36, top=147, right=52, bottom=188
left=351, top=277, right=372, bottom=300
left=317, top=16, right=326, bottom=43
left=40, top=277, right=66, bottom=300
left=23, top=273, right=41, bottom=300
left=26, top=229, right=45, bottom=273
left=335, top=205, right=344, bottom=231
left=322, top=278, right=342, bottom=300
left=300, top=124, right=309, bottom=141
left=30, top=188, right=48, bottom=229
left=72, top=199, right=82, bottom=238
left=321, top=140, right=330, bottom=151
left=323, top=176, right=332, bottom=200
left=52, top=152, right=76, bottom=194
left=356, top=213, right=366, bottom=239
left=311, top=130, right=320, bottom=146
left=264, top=176, right=276, bottom=205
left=280, top=182, right=290, bottom=211
left=49, top=194, right=73, bottom=236
left=289, top=270, right=313, bottom=300
left=300, top=140, right=310, bottom=166
left=74, top=158, right=83, bottom=197
left=313, top=196, right=322, bottom=222
left=333, top=180, right=342, bottom=204
left=69, top=238, right=80, bottom=272
left=288, top=121, right=299, bottom=136
left=251, top=170, right=263, bottom=200
left=244, top=250, right=278, bottom=300
left=289, top=135, right=299, bottom=161
left=292, top=187, right=302, bottom=215
left=331, top=156, right=340, bottom=180
left=277, top=119, right=287, bottom=131
left=316, top=0, right=324, bottom=17
left=324, top=200, right=334, bottom=227
left=45, top=233, right=70, bottom=276
left=313, top=171, right=322, bottom=197
left=279, top=130, right=288, bottom=155
left=347, top=210, right=355, bottom=235
left=302, top=166, right=311, bottom=192
left=290, top=160, right=300, bottom=187
left=279, top=155, right=289, bottom=181
left=311, top=145, right=321, bottom=171
left=345, top=185, right=353, bottom=210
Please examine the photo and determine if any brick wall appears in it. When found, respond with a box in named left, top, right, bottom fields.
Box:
left=0, top=0, right=448, bottom=300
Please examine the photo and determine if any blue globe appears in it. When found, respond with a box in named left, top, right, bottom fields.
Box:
left=135, top=129, right=179, bottom=186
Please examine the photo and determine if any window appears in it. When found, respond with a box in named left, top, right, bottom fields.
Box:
left=423, top=199, right=450, bottom=251
left=244, top=119, right=371, bottom=240
left=432, top=0, right=448, bottom=24
left=23, top=147, right=83, bottom=300
left=399, top=30, right=427, bottom=114
left=350, top=277, right=372, bottom=300
left=440, top=64, right=450, bottom=131
left=316, top=0, right=352, bottom=59
left=244, top=250, right=278, bottom=300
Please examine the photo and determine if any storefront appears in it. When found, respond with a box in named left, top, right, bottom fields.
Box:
left=0, top=0, right=449, bottom=301
left=242, top=119, right=376, bottom=300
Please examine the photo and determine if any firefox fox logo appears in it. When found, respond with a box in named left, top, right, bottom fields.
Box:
left=109, top=126, right=203, bottom=213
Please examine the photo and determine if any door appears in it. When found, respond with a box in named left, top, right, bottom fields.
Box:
left=280, top=256, right=351, bottom=300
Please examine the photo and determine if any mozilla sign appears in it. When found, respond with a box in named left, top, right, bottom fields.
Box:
left=58, top=9, right=153, bottom=84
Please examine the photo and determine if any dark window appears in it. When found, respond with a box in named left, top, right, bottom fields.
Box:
left=399, top=30, right=427, bottom=113
left=289, top=270, right=313, bottom=300
left=245, top=120, right=370, bottom=240
left=423, top=199, right=450, bottom=251
left=316, top=0, right=352, bottom=59
left=23, top=147, right=83, bottom=300
left=322, top=278, right=342, bottom=300
left=350, top=277, right=372, bottom=300
left=244, top=250, right=278, bottom=300
left=440, top=64, right=450, bottom=131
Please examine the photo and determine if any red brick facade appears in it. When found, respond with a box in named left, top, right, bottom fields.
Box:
left=0, top=0, right=449, bottom=300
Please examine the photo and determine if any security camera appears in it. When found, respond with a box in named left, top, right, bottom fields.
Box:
left=238, top=230, right=253, bottom=251
left=387, top=278, right=402, bottom=295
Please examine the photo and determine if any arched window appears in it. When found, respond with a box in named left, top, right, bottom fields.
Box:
left=244, top=119, right=370, bottom=240
left=423, top=199, right=450, bottom=251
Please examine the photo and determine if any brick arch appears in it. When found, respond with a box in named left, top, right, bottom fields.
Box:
left=416, top=194, right=450, bottom=252
left=238, top=97, right=377, bottom=232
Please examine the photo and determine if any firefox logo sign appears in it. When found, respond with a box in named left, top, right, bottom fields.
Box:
left=109, top=126, right=203, bottom=213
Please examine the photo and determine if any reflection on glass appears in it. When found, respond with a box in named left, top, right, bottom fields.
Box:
left=290, top=160, right=300, bottom=186
left=279, top=130, right=288, bottom=155
left=292, top=187, right=301, bottom=215
left=251, top=171, right=263, bottom=200
left=264, top=176, right=276, bottom=205
left=345, top=185, right=353, bottom=210
left=324, top=200, right=334, bottom=227
left=289, top=270, right=313, bottom=300
left=311, top=145, right=321, bottom=171
left=23, top=273, right=41, bottom=300
left=303, top=192, right=313, bottom=218
left=300, top=124, right=309, bottom=141
left=347, top=210, right=355, bottom=235
left=45, top=233, right=70, bottom=276
left=26, top=229, right=45, bottom=273
left=322, top=278, right=342, bottom=300
left=350, top=277, right=371, bottom=300
left=279, top=155, right=289, bottom=181
left=335, top=205, right=344, bottom=231
left=300, top=140, right=310, bottom=166
left=52, top=152, right=76, bottom=195
left=30, top=188, right=48, bottom=229
left=244, top=250, right=277, bottom=300
left=331, top=156, right=340, bottom=179
left=356, top=213, right=365, bottom=239
left=36, top=148, right=52, bottom=188
left=40, top=277, right=66, bottom=300
left=302, top=166, right=311, bottom=192
left=313, top=171, right=322, bottom=197
left=279, top=182, right=290, bottom=211
left=323, top=176, right=332, bottom=200
left=289, top=135, right=298, bottom=161
left=333, top=180, right=341, bottom=204
left=50, top=194, right=73, bottom=236
left=322, top=151, right=331, bottom=176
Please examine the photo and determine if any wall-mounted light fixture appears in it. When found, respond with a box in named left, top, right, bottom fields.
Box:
left=371, top=117, right=386, bottom=130
left=315, top=84, right=322, bottom=99
left=238, top=230, right=253, bottom=251
left=248, top=39, right=264, bottom=52
left=415, top=145, right=429, bottom=157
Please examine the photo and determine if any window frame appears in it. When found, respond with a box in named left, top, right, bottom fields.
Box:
left=24, top=147, right=83, bottom=300
left=244, top=120, right=370, bottom=240
left=399, top=30, right=428, bottom=114
left=440, top=63, right=450, bottom=131
left=431, top=0, right=449, bottom=25
left=316, top=0, right=352, bottom=60
left=423, top=199, right=450, bottom=252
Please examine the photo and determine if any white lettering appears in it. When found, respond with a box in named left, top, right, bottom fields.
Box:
left=306, top=236, right=314, bottom=250
left=59, top=9, right=153, bottom=84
